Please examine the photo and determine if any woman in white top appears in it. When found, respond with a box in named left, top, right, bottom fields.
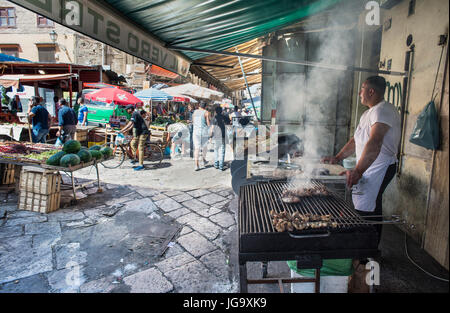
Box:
left=192, top=102, right=210, bottom=170
left=322, top=76, right=401, bottom=244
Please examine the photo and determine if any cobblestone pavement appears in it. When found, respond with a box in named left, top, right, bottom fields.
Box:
left=0, top=182, right=249, bottom=293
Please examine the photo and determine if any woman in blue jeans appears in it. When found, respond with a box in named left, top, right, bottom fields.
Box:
left=210, top=106, right=230, bottom=171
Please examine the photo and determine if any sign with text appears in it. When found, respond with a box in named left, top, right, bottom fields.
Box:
left=10, top=0, right=191, bottom=77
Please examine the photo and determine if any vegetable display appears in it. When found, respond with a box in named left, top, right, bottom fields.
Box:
left=63, top=140, right=82, bottom=154
left=60, top=154, right=81, bottom=167
left=46, top=151, right=67, bottom=166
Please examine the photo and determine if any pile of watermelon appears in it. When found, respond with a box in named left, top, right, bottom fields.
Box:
left=45, top=140, right=113, bottom=168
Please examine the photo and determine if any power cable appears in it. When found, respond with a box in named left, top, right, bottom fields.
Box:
left=404, top=232, right=449, bottom=283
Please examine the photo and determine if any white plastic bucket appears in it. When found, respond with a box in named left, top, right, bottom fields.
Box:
left=290, top=270, right=349, bottom=293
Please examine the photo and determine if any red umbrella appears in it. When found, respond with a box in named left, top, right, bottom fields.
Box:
left=84, top=88, right=143, bottom=106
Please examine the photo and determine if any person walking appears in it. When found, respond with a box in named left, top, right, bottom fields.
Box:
left=55, top=99, right=77, bottom=146
left=210, top=106, right=230, bottom=171
left=120, top=105, right=150, bottom=171
left=28, top=96, right=51, bottom=143
left=77, top=97, right=89, bottom=126
left=192, top=102, right=210, bottom=171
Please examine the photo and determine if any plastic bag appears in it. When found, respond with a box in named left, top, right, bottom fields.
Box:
left=409, top=101, right=439, bottom=150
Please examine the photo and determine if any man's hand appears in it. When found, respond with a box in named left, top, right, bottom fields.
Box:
left=56, top=131, right=61, bottom=137
left=339, top=169, right=363, bottom=188
left=321, top=156, right=339, bottom=164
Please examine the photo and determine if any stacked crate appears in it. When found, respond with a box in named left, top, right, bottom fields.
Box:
left=149, top=125, right=168, bottom=147
left=18, top=167, right=61, bottom=213
left=74, top=128, right=88, bottom=145
left=1, top=163, right=15, bottom=185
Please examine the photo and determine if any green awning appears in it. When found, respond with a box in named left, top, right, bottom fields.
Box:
left=104, top=0, right=341, bottom=60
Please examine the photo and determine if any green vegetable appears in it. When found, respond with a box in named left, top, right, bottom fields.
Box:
left=100, top=146, right=113, bottom=157
left=63, top=140, right=81, bottom=154
left=77, top=149, right=92, bottom=163
left=59, top=154, right=81, bottom=167
left=89, top=145, right=102, bottom=151
left=90, top=150, right=103, bottom=160
left=45, top=151, right=67, bottom=165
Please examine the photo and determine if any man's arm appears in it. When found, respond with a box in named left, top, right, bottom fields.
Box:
left=121, top=120, right=134, bottom=133
left=82, top=111, right=88, bottom=125
left=322, top=137, right=355, bottom=164
left=344, top=122, right=390, bottom=187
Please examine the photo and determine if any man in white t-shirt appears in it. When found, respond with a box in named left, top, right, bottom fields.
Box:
left=322, top=76, right=401, bottom=244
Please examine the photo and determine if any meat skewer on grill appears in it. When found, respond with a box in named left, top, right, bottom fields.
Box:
left=269, top=210, right=338, bottom=232
left=280, top=185, right=329, bottom=203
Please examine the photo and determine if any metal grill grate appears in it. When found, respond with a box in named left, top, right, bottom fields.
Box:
left=239, top=180, right=373, bottom=235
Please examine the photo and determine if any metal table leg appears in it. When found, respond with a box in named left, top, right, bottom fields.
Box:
left=239, top=263, right=248, bottom=293
left=95, top=163, right=103, bottom=193
left=315, top=268, right=321, bottom=293
left=70, top=172, right=77, bottom=205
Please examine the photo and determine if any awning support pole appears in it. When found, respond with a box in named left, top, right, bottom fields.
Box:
left=169, top=45, right=407, bottom=76
left=236, top=48, right=260, bottom=123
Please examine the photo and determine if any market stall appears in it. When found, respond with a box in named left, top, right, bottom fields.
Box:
left=0, top=140, right=113, bottom=211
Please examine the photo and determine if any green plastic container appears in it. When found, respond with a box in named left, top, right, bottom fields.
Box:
left=287, top=259, right=354, bottom=277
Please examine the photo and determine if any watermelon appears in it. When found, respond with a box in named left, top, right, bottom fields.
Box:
left=63, top=140, right=81, bottom=154
left=77, top=149, right=92, bottom=163
left=89, top=145, right=102, bottom=151
left=100, top=146, right=113, bottom=158
left=46, top=151, right=66, bottom=166
left=59, top=154, right=81, bottom=167
left=90, top=150, right=103, bottom=160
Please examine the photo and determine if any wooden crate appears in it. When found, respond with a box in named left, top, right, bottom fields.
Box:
left=1, top=164, right=15, bottom=185
left=18, top=167, right=61, bottom=213
left=19, top=167, right=61, bottom=195
left=18, top=191, right=60, bottom=213
left=74, top=129, right=88, bottom=142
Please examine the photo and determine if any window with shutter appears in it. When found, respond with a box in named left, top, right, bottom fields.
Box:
left=38, top=46, right=56, bottom=63
left=0, top=7, right=16, bottom=28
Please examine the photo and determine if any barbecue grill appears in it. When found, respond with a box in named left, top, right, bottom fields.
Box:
left=238, top=179, right=381, bottom=293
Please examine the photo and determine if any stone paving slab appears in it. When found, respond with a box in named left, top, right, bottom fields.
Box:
left=47, top=210, right=86, bottom=222
left=55, top=242, right=88, bottom=270
left=186, top=189, right=211, bottom=198
left=0, top=273, right=49, bottom=293
left=151, top=193, right=168, bottom=201
left=163, top=242, right=185, bottom=259
left=212, top=200, right=230, bottom=209
left=119, top=198, right=158, bottom=215
left=5, top=215, right=48, bottom=226
left=167, top=207, right=190, bottom=219
left=0, top=235, right=53, bottom=284
left=196, top=207, right=221, bottom=218
left=209, top=212, right=236, bottom=228
left=179, top=226, right=193, bottom=236
left=0, top=225, right=23, bottom=239
left=199, top=249, right=230, bottom=282
left=164, top=190, right=184, bottom=197
left=164, top=260, right=224, bottom=293
left=136, top=188, right=160, bottom=198
left=25, top=222, right=61, bottom=236
left=184, top=216, right=221, bottom=240
left=79, top=276, right=116, bottom=293
left=177, top=232, right=216, bottom=258
left=154, top=198, right=183, bottom=213
left=123, top=267, right=173, bottom=293
left=197, top=193, right=227, bottom=205
left=47, top=266, right=86, bottom=293
left=182, top=198, right=209, bottom=212
left=155, top=252, right=196, bottom=273
left=172, top=193, right=193, bottom=203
